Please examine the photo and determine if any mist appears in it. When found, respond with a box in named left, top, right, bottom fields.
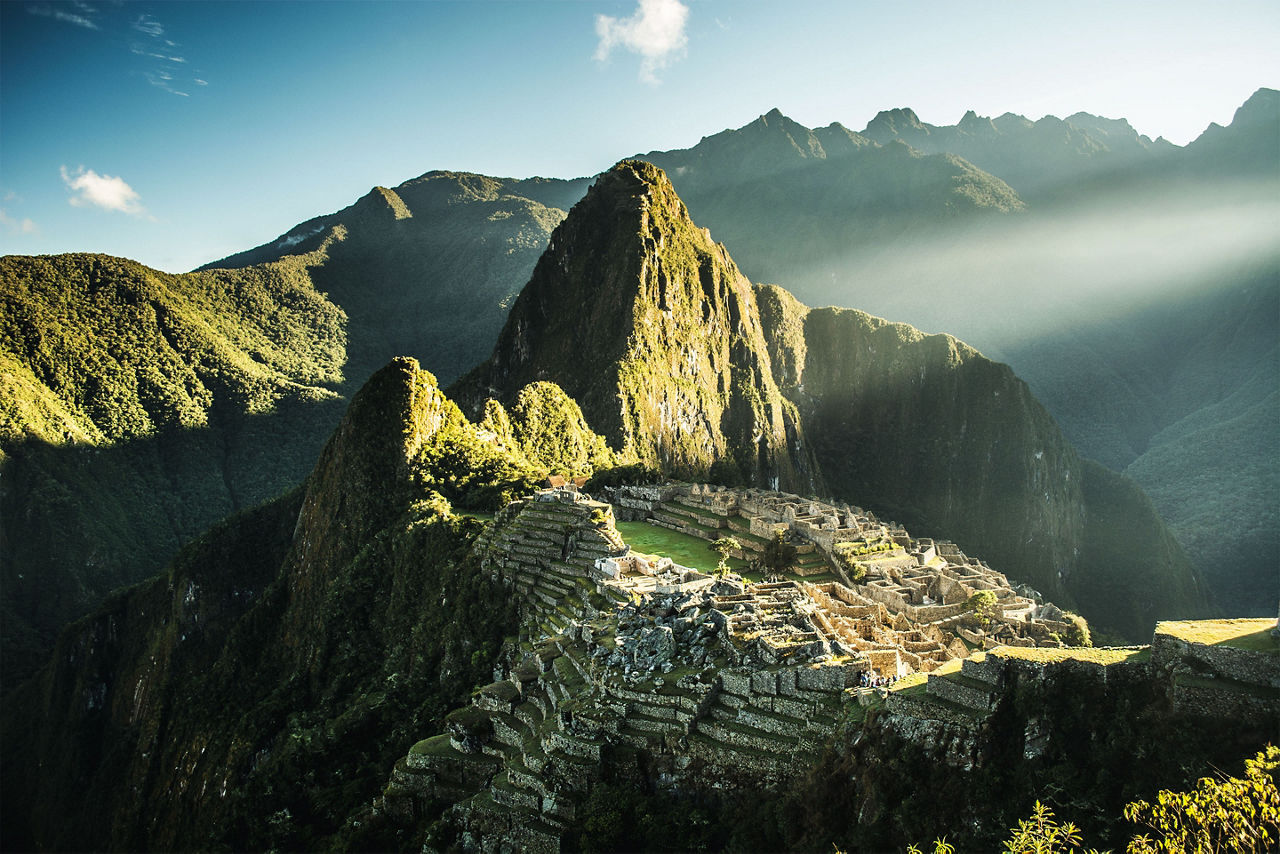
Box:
left=782, top=178, right=1280, bottom=361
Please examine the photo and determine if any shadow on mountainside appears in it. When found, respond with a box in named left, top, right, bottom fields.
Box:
left=0, top=395, right=346, bottom=693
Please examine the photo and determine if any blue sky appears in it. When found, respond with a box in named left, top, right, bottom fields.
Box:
left=2, top=0, right=1277, bottom=273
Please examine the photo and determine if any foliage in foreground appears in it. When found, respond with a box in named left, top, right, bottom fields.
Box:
left=927, top=746, right=1280, bottom=854
left=1124, top=744, right=1280, bottom=854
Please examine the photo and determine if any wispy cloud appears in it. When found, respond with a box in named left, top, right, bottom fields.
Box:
left=127, top=11, right=199, bottom=96
left=132, top=45, right=187, bottom=63
left=131, top=13, right=163, bottom=37
left=27, top=2, right=100, bottom=30
left=29, top=3, right=206, bottom=96
left=0, top=209, right=40, bottom=235
left=595, top=0, right=689, bottom=84
left=144, top=70, right=188, bottom=97
left=61, top=165, right=145, bottom=215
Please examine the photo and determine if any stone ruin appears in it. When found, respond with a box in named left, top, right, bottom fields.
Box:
left=600, top=482, right=1077, bottom=654
left=376, top=483, right=1092, bottom=851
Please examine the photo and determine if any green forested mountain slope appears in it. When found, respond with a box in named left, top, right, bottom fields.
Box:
left=202, top=171, right=590, bottom=387
left=0, top=173, right=587, bottom=689
left=1010, top=275, right=1280, bottom=614
left=0, top=251, right=347, bottom=689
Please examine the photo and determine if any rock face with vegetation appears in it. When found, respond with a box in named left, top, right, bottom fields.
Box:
left=646, top=95, right=1279, bottom=621
left=0, top=251, right=347, bottom=688
left=453, top=160, right=820, bottom=493
left=755, top=285, right=1207, bottom=639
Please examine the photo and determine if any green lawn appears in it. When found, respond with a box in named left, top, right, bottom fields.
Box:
left=991, top=646, right=1150, bottom=665
left=614, top=521, right=750, bottom=575
left=1156, top=618, right=1279, bottom=652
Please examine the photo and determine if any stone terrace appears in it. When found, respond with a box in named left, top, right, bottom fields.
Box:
left=379, top=484, right=1092, bottom=851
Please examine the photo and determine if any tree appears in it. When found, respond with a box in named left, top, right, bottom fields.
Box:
left=965, top=590, right=999, bottom=629
left=762, top=530, right=797, bottom=571
left=709, top=536, right=741, bottom=576
left=1124, top=744, right=1280, bottom=853
left=1062, top=612, right=1092, bottom=647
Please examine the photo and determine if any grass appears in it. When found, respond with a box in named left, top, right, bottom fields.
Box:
left=614, top=520, right=750, bottom=575
left=990, top=645, right=1149, bottom=665
left=890, top=656, right=965, bottom=693
left=1156, top=618, right=1279, bottom=652
left=409, top=734, right=450, bottom=756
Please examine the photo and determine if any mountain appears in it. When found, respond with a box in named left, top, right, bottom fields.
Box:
left=0, top=357, right=614, bottom=850
left=457, top=160, right=1205, bottom=638
left=0, top=162, right=1239, bottom=852
left=1182, top=87, right=1280, bottom=178
left=201, top=171, right=589, bottom=387
left=860, top=104, right=1176, bottom=197
left=4, top=91, right=1272, bottom=694
left=452, top=159, right=819, bottom=493
left=0, top=174, right=593, bottom=687
left=638, top=94, right=1279, bottom=619
left=0, top=252, right=347, bottom=689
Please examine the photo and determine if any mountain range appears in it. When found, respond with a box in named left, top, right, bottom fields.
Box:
left=0, top=159, right=1244, bottom=851
left=1, top=91, right=1273, bottom=688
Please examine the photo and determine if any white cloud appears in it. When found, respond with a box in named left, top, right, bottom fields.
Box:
left=60, top=166, right=145, bottom=214
left=27, top=3, right=99, bottom=30
left=595, top=0, right=689, bottom=83
left=0, top=209, right=39, bottom=235
left=131, top=45, right=187, bottom=63
left=132, top=14, right=163, bottom=37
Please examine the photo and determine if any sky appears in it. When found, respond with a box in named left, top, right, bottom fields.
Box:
left=1, top=0, right=1277, bottom=273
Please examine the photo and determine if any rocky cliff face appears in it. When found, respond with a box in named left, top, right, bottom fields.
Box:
left=758, top=287, right=1085, bottom=604
left=453, top=160, right=820, bottom=493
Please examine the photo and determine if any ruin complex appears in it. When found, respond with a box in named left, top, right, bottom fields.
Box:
left=376, top=483, right=1278, bottom=852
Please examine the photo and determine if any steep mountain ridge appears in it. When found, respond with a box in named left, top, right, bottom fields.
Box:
left=202, top=170, right=590, bottom=387
left=457, top=161, right=1204, bottom=636
left=1, top=358, right=583, bottom=850
left=453, top=160, right=820, bottom=493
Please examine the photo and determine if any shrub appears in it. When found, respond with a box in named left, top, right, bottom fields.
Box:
left=1124, top=744, right=1280, bottom=854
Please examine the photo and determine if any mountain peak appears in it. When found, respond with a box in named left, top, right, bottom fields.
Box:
left=1231, top=86, right=1279, bottom=129
left=865, top=107, right=926, bottom=136
left=452, top=159, right=815, bottom=489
